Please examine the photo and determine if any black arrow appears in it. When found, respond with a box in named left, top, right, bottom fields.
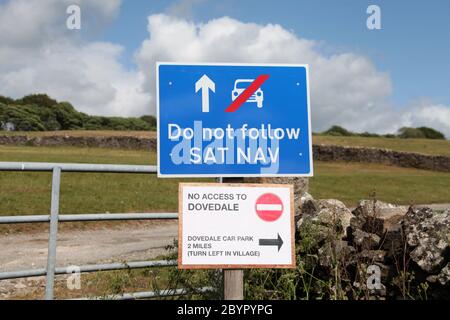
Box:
left=259, top=233, right=283, bottom=251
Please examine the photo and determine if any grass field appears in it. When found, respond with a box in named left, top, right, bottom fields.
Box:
left=1, top=144, right=449, bottom=299
left=0, top=146, right=196, bottom=217
left=310, top=162, right=450, bottom=205
left=2, top=130, right=450, bottom=156
left=0, top=145, right=449, bottom=220
left=6, top=266, right=172, bottom=300
left=6, top=254, right=213, bottom=300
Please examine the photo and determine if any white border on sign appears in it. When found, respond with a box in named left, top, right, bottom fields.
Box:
left=178, top=182, right=296, bottom=269
left=156, top=62, right=314, bottom=178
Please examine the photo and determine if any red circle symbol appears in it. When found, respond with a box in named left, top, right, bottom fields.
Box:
left=255, top=193, right=284, bottom=222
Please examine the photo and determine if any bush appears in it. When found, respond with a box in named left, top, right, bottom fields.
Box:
left=0, top=94, right=156, bottom=131
left=15, top=94, right=58, bottom=109
left=51, top=102, right=85, bottom=130
left=140, top=115, right=157, bottom=129
left=360, top=131, right=380, bottom=138
left=323, top=125, right=354, bottom=136
left=417, top=127, right=446, bottom=140
left=4, top=94, right=444, bottom=139
left=0, top=104, right=45, bottom=131
left=320, top=125, right=446, bottom=140
left=0, top=95, right=15, bottom=105
left=397, top=127, right=426, bottom=139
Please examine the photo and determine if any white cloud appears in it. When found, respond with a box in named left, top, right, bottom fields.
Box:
left=0, top=0, right=150, bottom=117
left=0, top=0, right=120, bottom=47
left=167, top=0, right=208, bottom=18
left=0, top=2, right=448, bottom=137
left=135, top=14, right=450, bottom=137
left=400, top=103, right=450, bottom=134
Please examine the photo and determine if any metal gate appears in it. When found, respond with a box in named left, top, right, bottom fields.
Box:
left=0, top=162, right=212, bottom=300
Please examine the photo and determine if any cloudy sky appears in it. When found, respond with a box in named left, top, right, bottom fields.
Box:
left=0, top=0, right=449, bottom=136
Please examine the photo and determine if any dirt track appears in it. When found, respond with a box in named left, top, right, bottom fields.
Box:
left=0, top=221, right=178, bottom=272
left=0, top=204, right=448, bottom=299
left=1, top=204, right=449, bottom=273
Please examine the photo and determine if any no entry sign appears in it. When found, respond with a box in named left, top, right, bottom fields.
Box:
left=157, top=62, right=313, bottom=177
left=255, top=193, right=284, bottom=222
left=178, top=183, right=295, bottom=269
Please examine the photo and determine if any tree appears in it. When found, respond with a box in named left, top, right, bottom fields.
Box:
left=0, top=104, right=45, bottom=131
left=397, top=127, right=426, bottom=139
left=140, top=115, right=157, bottom=129
left=52, top=102, right=84, bottom=129
left=360, top=131, right=380, bottom=138
left=0, top=93, right=160, bottom=131
left=0, top=95, right=15, bottom=105
left=323, top=125, right=354, bottom=136
left=15, top=94, right=58, bottom=108
left=417, top=127, right=446, bottom=140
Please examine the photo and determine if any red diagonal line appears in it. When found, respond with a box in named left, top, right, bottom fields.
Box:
left=225, top=74, right=270, bottom=113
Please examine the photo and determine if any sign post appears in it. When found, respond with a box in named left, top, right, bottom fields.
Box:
left=222, top=177, right=244, bottom=301
left=158, top=63, right=311, bottom=300
left=179, top=182, right=295, bottom=299
left=224, top=269, right=244, bottom=300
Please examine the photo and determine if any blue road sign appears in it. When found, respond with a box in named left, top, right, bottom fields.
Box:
left=157, top=63, right=313, bottom=177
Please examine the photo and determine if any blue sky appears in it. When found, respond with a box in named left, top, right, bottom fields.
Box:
left=101, top=0, right=450, bottom=109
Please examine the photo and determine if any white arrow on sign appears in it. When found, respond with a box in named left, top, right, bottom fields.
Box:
left=195, top=74, right=215, bottom=113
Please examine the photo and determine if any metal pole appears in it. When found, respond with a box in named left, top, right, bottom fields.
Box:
left=0, top=162, right=157, bottom=173
left=45, top=167, right=61, bottom=300
left=0, top=260, right=178, bottom=280
left=71, top=287, right=214, bottom=301
left=221, top=177, right=244, bottom=300
left=0, top=212, right=178, bottom=224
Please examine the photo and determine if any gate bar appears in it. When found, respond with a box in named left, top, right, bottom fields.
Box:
left=0, top=162, right=157, bottom=173
left=0, top=260, right=177, bottom=280
left=0, top=213, right=178, bottom=224
left=72, top=287, right=214, bottom=300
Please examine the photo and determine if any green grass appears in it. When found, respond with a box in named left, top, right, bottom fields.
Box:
left=2, top=143, right=447, bottom=300
left=0, top=146, right=205, bottom=216
left=313, top=135, right=450, bottom=157
left=7, top=266, right=175, bottom=300
left=0, top=145, right=156, bottom=165
left=0, top=145, right=449, bottom=219
left=310, top=162, right=450, bottom=206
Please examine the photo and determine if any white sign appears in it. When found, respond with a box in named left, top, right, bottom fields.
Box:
left=178, top=183, right=295, bottom=269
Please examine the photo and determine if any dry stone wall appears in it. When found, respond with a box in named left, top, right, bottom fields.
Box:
left=313, top=144, right=450, bottom=173
left=0, top=135, right=156, bottom=151
left=297, top=195, right=450, bottom=299
left=1, top=134, right=448, bottom=172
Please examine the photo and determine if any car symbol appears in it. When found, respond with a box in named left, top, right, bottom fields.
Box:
left=231, top=79, right=264, bottom=108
